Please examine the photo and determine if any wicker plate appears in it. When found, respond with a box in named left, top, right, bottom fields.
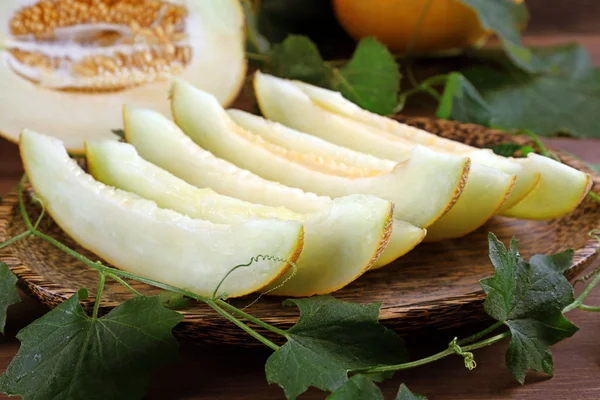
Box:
left=1, top=117, right=599, bottom=346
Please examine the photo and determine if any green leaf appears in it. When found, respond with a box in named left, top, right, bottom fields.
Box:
left=0, top=291, right=183, bottom=399
left=463, top=44, right=600, bottom=138
left=326, top=374, right=383, bottom=400
left=488, top=143, right=524, bottom=157
left=480, top=233, right=579, bottom=384
left=396, top=383, right=427, bottom=400
left=333, top=37, right=401, bottom=115
left=265, top=295, right=407, bottom=400
left=487, top=143, right=534, bottom=157
left=459, top=0, right=537, bottom=71
left=265, top=35, right=333, bottom=87
left=242, top=1, right=271, bottom=54
left=158, top=290, right=191, bottom=310
left=111, top=129, right=125, bottom=139
left=437, top=72, right=491, bottom=126
left=0, top=262, right=21, bottom=334
left=589, top=164, right=600, bottom=173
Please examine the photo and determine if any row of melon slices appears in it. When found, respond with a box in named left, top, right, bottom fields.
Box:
left=21, top=73, right=592, bottom=300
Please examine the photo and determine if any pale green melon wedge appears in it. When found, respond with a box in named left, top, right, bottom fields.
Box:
left=254, top=72, right=544, bottom=214
left=86, top=140, right=395, bottom=296
left=170, top=78, right=470, bottom=228
left=229, top=108, right=517, bottom=241
left=123, top=106, right=425, bottom=268
left=19, top=130, right=304, bottom=298
left=502, top=153, right=592, bottom=219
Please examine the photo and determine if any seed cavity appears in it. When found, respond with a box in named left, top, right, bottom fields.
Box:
left=5, top=0, right=193, bottom=92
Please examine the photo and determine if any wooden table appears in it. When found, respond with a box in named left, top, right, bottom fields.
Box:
left=2, top=39, right=600, bottom=400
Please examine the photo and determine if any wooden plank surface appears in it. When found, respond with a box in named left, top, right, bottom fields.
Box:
left=2, top=34, right=600, bottom=399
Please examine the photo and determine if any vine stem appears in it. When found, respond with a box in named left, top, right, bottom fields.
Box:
left=92, top=272, right=105, bottom=320
left=578, top=304, right=600, bottom=312
left=457, top=321, right=505, bottom=346
left=352, top=332, right=510, bottom=375
left=0, top=231, right=31, bottom=249
left=216, top=299, right=288, bottom=337
left=564, top=270, right=600, bottom=313
left=207, top=300, right=280, bottom=351
left=107, top=274, right=143, bottom=297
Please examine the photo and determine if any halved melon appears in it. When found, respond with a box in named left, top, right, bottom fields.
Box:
left=86, top=139, right=395, bottom=296
left=20, top=129, right=303, bottom=298
left=1, top=0, right=246, bottom=152
left=170, top=78, right=470, bottom=228
left=254, top=72, right=542, bottom=213
left=230, top=109, right=517, bottom=241
left=123, top=106, right=426, bottom=268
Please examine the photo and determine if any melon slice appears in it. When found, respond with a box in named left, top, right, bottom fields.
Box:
left=254, top=72, right=542, bottom=213
left=123, top=106, right=425, bottom=268
left=0, top=0, right=246, bottom=152
left=230, top=109, right=517, bottom=241
left=170, top=79, right=470, bottom=228
left=291, top=80, right=590, bottom=218
left=502, top=153, right=593, bottom=219
left=86, top=140, right=395, bottom=296
left=20, top=129, right=304, bottom=298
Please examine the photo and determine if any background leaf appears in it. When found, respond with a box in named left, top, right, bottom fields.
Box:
left=265, top=35, right=333, bottom=87
left=462, top=44, right=600, bottom=138
left=326, top=374, right=384, bottom=400
left=396, top=383, right=428, bottom=400
left=265, top=295, right=407, bottom=400
left=243, top=1, right=271, bottom=54
left=480, top=234, right=579, bottom=383
left=0, top=262, right=21, bottom=334
left=459, top=0, right=537, bottom=71
left=0, top=292, right=183, bottom=399
left=333, top=37, right=401, bottom=115
left=437, top=72, right=491, bottom=126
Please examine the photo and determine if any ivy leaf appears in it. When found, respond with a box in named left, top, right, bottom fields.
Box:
left=265, top=35, right=333, bottom=87
left=487, top=143, right=535, bottom=157
left=332, top=37, right=401, bottom=115
left=462, top=44, right=600, bottom=138
left=326, top=374, right=383, bottom=400
left=0, top=290, right=183, bottom=399
left=437, top=72, right=491, bottom=126
left=480, top=233, right=579, bottom=384
left=396, top=383, right=427, bottom=400
left=158, top=290, right=191, bottom=310
left=265, top=295, right=407, bottom=400
left=459, top=0, right=537, bottom=71
left=0, top=262, right=21, bottom=334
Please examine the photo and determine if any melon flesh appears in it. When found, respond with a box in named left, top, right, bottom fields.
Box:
left=20, top=129, right=303, bottom=298
left=123, top=106, right=425, bottom=268
left=86, top=140, right=395, bottom=296
left=171, top=79, right=470, bottom=229
left=0, top=0, right=246, bottom=151
left=254, top=72, right=542, bottom=213
left=502, top=153, right=592, bottom=219
left=230, top=109, right=517, bottom=241
left=275, top=77, right=591, bottom=218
